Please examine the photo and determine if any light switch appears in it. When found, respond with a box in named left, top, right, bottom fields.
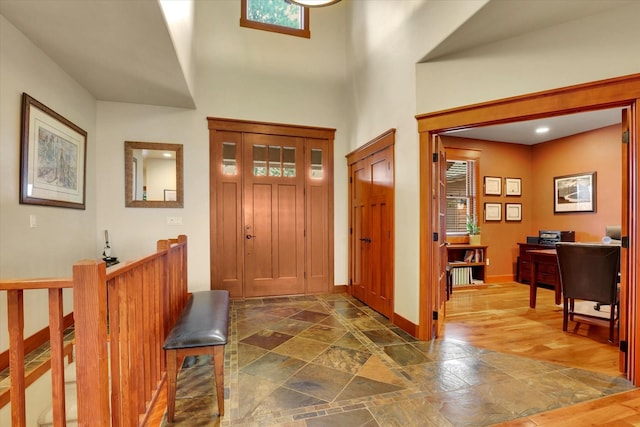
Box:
left=29, top=214, right=37, bottom=228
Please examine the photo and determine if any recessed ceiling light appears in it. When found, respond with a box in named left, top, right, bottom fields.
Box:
left=535, top=126, right=550, bottom=134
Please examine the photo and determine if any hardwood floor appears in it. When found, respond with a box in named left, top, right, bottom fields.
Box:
left=445, top=282, right=621, bottom=377
left=447, top=282, right=640, bottom=426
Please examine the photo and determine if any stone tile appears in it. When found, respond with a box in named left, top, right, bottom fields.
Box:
left=241, top=352, right=306, bottom=384
left=170, top=395, right=222, bottom=425
left=305, top=408, right=379, bottom=427
left=298, top=324, right=346, bottom=344
left=349, top=316, right=387, bottom=331
left=318, top=314, right=345, bottom=328
left=250, top=386, right=327, bottom=416
left=289, top=309, right=330, bottom=323
left=561, top=367, right=635, bottom=395
left=362, top=328, right=406, bottom=346
left=264, top=306, right=303, bottom=318
left=441, top=357, right=514, bottom=386
left=272, top=336, right=330, bottom=362
left=312, top=345, right=371, bottom=374
left=269, top=317, right=314, bottom=335
left=337, top=375, right=403, bottom=401
left=358, top=355, right=409, bottom=387
left=383, top=343, right=431, bottom=366
left=479, top=352, right=563, bottom=379
left=237, top=372, right=280, bottom=419
left=368, top=396, right=455, bottom=427
left=403, top=362, right=469, bottom=393
left=237, top=342, right=269, bottom=368
left=284, top=363, right=354, bottom=402
left=334, top=306, right=368, bottom=319
left=240, top=330, right=294, bottom=350
left=333, top=332, right=368, bottom=351
left=425, top=386, right=517, bottom=426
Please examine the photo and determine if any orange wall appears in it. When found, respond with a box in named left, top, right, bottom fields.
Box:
left=531, top=125, right=621, bottom=242
left=442, top=124, right=621, bottom=282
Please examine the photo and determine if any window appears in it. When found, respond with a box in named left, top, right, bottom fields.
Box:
left=446, top=158, right=478, bottom=234
left=241, top=0, right=310, bottom=39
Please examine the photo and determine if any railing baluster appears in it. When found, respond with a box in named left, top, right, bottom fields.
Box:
left=49, top=288, right=66, bottom=427
left=7, top=289, right=26, bottom=427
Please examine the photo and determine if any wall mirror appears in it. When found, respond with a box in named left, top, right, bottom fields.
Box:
left=125, top=141, right=184, bottom=208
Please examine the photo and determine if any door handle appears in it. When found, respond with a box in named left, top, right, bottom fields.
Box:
left=246, top=234, right=256, bottom=240
left=359, top=237, right=371, bottom=243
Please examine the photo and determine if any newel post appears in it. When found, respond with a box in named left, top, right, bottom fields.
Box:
left=73, top=260, right=110, bottom=426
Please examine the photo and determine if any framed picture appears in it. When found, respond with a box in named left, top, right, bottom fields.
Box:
left=164, top=189, right=177, bottom=201
left=484, top=202, right=502, bottom=221
left=554, top=172, right=596, bottom=213
left=505, top=177, right=521, bottom=196
left=20, top=93, right=87, bottom=209
left=505, top=203, right=522, bottom=221
left=484, top=176, right=501, bottom=196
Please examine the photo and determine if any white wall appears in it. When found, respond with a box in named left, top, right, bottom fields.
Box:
left=0, top=14, right=96, bottom=426
left=95, top=0, right=349, bottom=292
left=415, top=2, right=640, bottom=115
left=345, top=0, right=487, bottom=324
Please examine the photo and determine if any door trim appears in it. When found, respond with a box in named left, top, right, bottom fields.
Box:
left=417, top=73, right=640, bottom=383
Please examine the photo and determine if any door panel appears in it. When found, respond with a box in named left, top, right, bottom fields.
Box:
left=348, top=139, right=394, bottom=318
left=434, top=135, right=447, bottom=337
left=243, top=134, right=305, bottom=297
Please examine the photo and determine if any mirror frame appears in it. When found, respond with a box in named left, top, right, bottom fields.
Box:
left=125, top=141, right=184, bottom=208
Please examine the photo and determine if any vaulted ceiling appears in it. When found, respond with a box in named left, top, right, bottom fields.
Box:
left=0, top=0, right=629, bottom=140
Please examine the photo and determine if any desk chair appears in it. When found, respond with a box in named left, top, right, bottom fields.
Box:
left=555, top=243, right=620, bottom=343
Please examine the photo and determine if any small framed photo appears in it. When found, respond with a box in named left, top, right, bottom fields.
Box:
left=554, top=172, right=596, bottom=213
left=484, top=202, right=502, bottom=221
left=20, top=93, right=87, bottom=209
left=505, top=177, right=521, bottom=196
left=484, top=176, right=501, bottom=196
left=505, top=203, right=522, bottom=221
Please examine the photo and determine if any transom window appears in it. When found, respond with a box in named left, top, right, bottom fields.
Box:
left=241, top=0, right=310, bottom=39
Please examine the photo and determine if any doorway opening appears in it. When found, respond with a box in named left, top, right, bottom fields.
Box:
left=417, top=74, right=640, bottom=384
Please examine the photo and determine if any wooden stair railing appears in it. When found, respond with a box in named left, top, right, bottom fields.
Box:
left=1, top=235, right=189, bottom=427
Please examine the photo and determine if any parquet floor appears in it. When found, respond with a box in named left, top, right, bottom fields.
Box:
left=447, top=282, right=640, bottom=426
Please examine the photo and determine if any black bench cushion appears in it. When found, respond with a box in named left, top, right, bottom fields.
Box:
left=163, top=290, right=230, bottom=350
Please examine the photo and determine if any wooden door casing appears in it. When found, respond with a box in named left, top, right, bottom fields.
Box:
left=208, top=118, right=335, bottom=299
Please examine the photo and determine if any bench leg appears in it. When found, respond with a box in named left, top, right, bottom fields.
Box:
left=213, top=345, right=225, bottom=416
left=166, top=349, right=178, bottom=423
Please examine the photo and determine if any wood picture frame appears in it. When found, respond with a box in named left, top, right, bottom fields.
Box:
left=20, top=93, right=87, bottom=209
left=505, top=177, right=521, bottom=196
left=484, top=176, right=501, bottom=196
left=554, top=172, right=596, bottom=213
left=484, top=202, right=502, bottom=221
left=505, top=203, right=522, bottom=221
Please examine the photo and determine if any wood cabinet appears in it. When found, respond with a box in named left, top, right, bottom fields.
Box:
left=517, top=243, right=558, bottom=287
left=446, top=244, right=488, bottom=285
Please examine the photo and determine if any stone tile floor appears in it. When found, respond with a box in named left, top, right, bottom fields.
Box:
left=161, top=293, right=634, bottom=426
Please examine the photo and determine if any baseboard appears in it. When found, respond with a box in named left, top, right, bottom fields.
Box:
left=332, top=284, right=348, bottom=294
left=487, top=274, right=515, bottom=284
left=393, top=312, right=418, bottom=338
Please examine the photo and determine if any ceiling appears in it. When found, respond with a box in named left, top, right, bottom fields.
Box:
left=442, top=108, right=622, bottom=145
left=0, top=0, right=628, bottom=139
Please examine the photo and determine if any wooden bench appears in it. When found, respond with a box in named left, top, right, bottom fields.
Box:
left=163, top=290, right=230, bottom=422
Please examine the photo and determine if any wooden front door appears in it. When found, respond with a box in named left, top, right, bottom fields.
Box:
left=348, top=130, right=395, bottom=318
left=209, top=118, right=335, bottom=299
left=243, top=134, right=305, bottom=297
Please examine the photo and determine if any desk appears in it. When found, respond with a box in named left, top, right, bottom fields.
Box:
left=528, top=249, right=560, bottom=308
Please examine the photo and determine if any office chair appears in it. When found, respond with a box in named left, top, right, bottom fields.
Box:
left=555, top=243, right=620, bottom=343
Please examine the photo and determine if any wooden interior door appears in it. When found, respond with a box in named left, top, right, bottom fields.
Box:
left=620, top=108, right=631, bottom=372
left=243, top=133, right=305, bottom=297
left=433, top=135, right=447, bottom=337
left=347, top=130, right=395, bottom=318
